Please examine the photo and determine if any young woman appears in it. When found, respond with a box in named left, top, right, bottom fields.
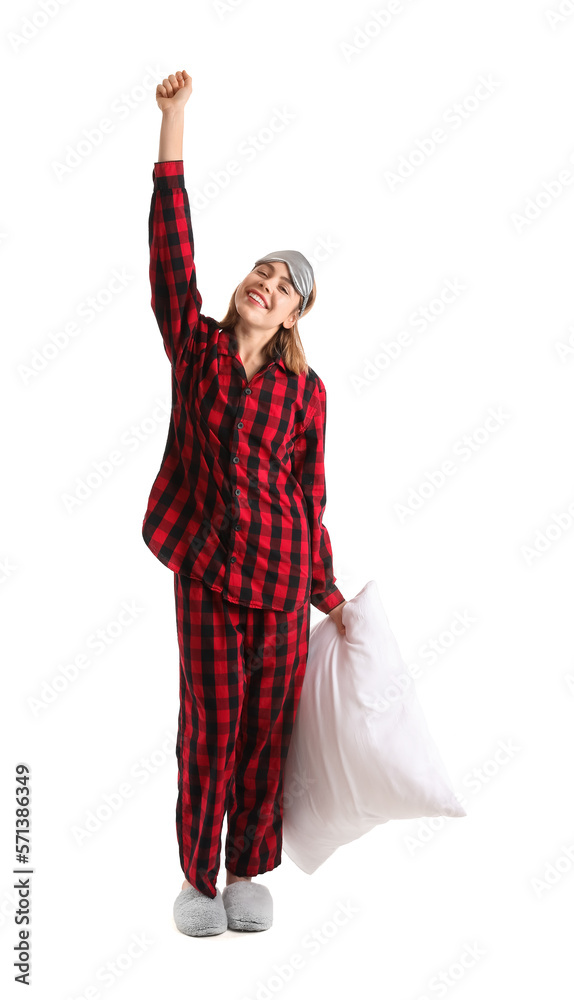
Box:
left=141, top=70, right=347, bottom=937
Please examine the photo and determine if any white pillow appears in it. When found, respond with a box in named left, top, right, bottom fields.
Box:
left=282, top=579, right=466, bottom=874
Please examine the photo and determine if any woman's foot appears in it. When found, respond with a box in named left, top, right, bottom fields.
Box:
left=174, top=881, right=227, bottom=937
left=221, top=881, right=273, bottom=932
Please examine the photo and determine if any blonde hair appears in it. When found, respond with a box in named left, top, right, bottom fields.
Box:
left=217, top=279, right=317, bottom=377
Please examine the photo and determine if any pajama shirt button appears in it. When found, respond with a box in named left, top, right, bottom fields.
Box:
left=230, top=556, right=236, bottom=563
left=235, top=488, right=241, bottom=495
left=244, top=388, right=252, bottom=394
left=237, top=422, right=243, bottom=428
left=233, top=456, right=239, bottom=463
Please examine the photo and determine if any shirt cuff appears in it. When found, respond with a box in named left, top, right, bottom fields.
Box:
left=312, top=587, right=346, bottom=616
left=152, top=160, right=185, bottom=191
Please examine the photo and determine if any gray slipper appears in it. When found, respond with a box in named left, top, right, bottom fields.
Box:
left=221, top=881, right=273, bottom=932
left=173, top=884, right=227, bottom=937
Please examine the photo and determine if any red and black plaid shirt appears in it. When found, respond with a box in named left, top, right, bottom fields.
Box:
left=141, top=160, right=345, bottom=615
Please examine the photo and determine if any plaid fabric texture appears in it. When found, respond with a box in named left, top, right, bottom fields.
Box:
left=174, top=571, right=311, bottom=897
left=141, top=159, right=345, bottom=615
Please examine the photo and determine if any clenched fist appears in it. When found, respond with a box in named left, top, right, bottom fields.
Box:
left=156, top=70, right=193, bottom=113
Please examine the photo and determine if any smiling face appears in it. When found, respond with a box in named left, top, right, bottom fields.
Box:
left=235, top=260, right=303, bottom=331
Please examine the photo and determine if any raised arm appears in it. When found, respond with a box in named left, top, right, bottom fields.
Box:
left=149, top=71, right=202, bottom=367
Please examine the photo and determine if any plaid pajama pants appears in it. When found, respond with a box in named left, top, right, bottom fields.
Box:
left=173, top=571, right=311, bottom=899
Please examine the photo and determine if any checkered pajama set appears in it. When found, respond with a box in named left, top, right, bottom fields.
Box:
left=141, top=160, right=345, bottom=899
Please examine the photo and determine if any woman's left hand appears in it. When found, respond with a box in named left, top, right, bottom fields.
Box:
left=328, top=600, right=347, bottom=636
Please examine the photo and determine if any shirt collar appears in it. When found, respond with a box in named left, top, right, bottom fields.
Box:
left=217, top=327, right=288, bottom=375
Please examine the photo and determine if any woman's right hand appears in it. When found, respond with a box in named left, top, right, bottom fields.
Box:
left=156, top=70, right=193, bottom=113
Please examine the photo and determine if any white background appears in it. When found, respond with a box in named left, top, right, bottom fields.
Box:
left=2, top=0, right=574, bottom=996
